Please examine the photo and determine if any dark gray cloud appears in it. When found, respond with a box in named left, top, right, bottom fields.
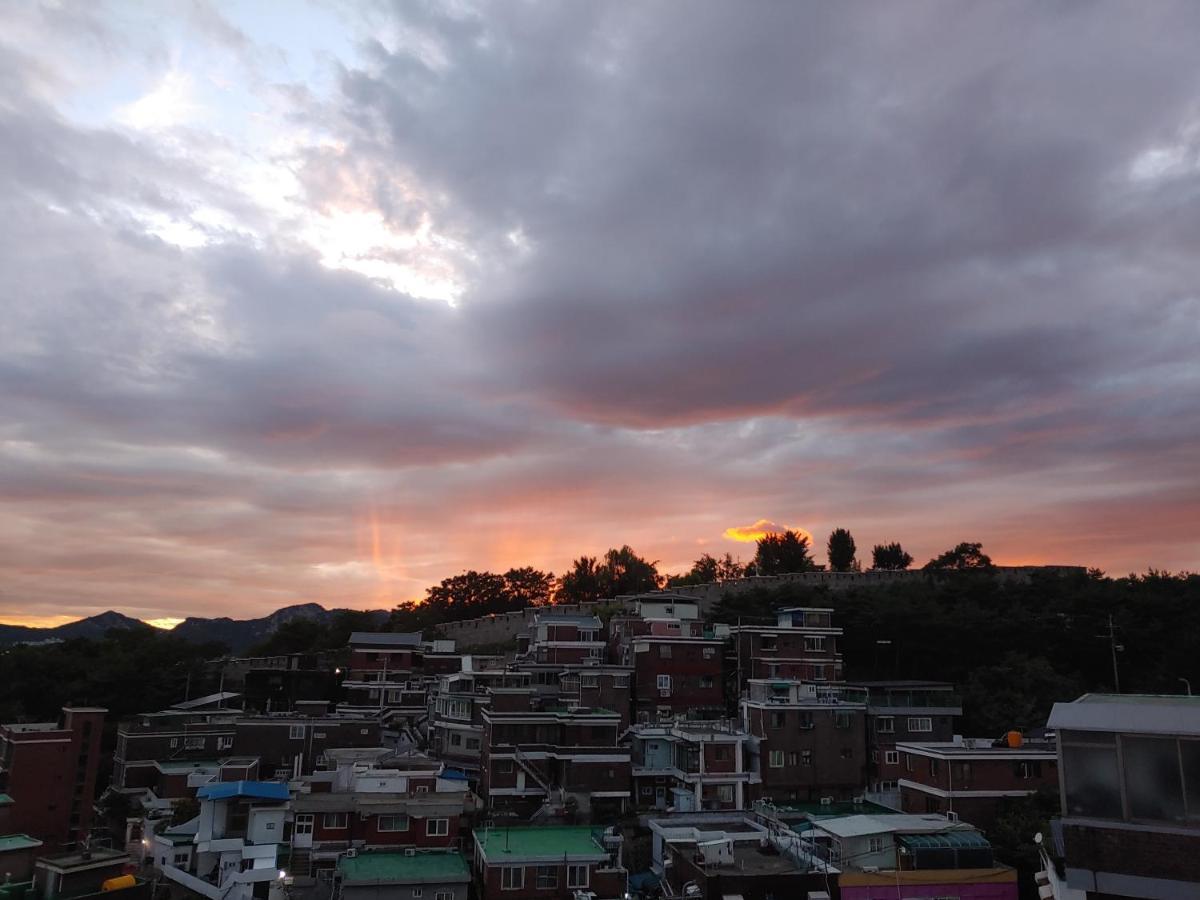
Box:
left=1, top=1, right=1198, bottom=623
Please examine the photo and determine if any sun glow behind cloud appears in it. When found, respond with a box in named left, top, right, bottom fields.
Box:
left=146, top=617, right=184, bottom=630
left=724, top=519, right=811, bottom=544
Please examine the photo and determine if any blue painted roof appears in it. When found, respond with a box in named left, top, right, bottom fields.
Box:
left=197, top=780, right=290, bottom=801
left=440, top=769, right=469, bottom=781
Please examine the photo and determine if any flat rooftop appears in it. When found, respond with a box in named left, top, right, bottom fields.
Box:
left=349, top=632, right=422, bottom=647
left=897, top=739, right=1055, bottom=756
left=476, top=826, right=609, bottom=861
left=339, top=851, right=469, bottom=884
left=717, top=844, right=803, bottom=876
left=812, top=813, right=974, bottom=839
left=1049, top=693, right=1200, bottom=738
left=0, top=835, right=42, bottom=853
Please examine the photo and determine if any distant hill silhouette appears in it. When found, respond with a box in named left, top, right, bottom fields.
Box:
left=0, top=603, right=389, bottom=653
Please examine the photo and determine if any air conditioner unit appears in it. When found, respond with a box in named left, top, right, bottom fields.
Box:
left=403, top=848, right=417, bottom=857
left=659, top=689, right=671, bottom=697
left=344, top=849, right=358, bottom=859
left=853, top=795, right=865, bottom=804
left=820, top=796, right=833, bottom=806
left=861, top=866, right=879, bottom=874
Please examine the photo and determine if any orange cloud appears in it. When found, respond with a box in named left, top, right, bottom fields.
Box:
left=723, top=519, right=810, bottom=544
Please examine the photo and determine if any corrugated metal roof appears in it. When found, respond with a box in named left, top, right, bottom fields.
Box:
left=898, top=831, right=990, bottom=849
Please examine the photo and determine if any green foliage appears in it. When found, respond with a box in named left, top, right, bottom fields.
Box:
left=752, top=530, right=821, bottom=575
left=555, top=546, right=661, bottom=602
left=714, top=570, right=1200, bottom=734
left=826, top=528, right=858, bottom=572
left=871, top=542, right=913, bottom=570
left=924, top=541, right=994, bottom=571
left=247, top=610, right=380, bottom=656
left=668, top=553, right=746, bottom=587
left=989, top=788, right=1060, bottom=900
left=170, top=796, right=200, bottom=826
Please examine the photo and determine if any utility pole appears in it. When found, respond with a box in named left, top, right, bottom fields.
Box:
left=1107, top=615, right=1121, bottom=694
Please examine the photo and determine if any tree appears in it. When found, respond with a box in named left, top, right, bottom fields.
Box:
left=752, top=530, right=820, bottom=576
left=715, top=553, right=746, bottom=581
left=556, top=556, right=604, bottom=603
left=826, top=528, right=858, bottom=572
left=871, top=542, right=913, bottom=571
left=170, top=797, right=200, bottom=826
left=502, top=567, right=556, bottom=607
left=556, top=547, right=661, bottom=601
left=668, top=553, right=748, bottom=588
left=925, top=541, right=995, bottom=571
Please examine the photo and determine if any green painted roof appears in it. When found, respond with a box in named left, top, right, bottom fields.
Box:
left=899, top=831, right=991, bottom=849
left=0, top=795, right=13, bottom=806
left=0, top=835, right=42, bottom=853
left=338, top=852, right=469, bottom=884
left=475, top=826, right=607, bottom=861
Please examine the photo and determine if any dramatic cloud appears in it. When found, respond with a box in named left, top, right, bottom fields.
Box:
left=724, top=521, right=806, bottom=545
left=1, top=1, right=1198, bottom=624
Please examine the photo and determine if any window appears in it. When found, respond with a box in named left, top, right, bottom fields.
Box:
left=501, top=867, right=524, bottom=890
left=905, top=754, right=914, bottom=772
left=450, top=733, right=463, bottom=747
left=567, top=864, right=588, bottom=888
left=426, top=818, right=449, bottom=836
left=716, top=784, right=734, bottom=803
left=1014, top=760, right=1042, bottom=779
left=184, top=736, right=204, bottom=750
left=659, top=644, right=672, bottom=658
left=614, top=675, right=630, bottom=688
left=498, top=759, right=514, bottom=774
left=640, top=786, right=653, bottom=796
left=416, top=785, right=429, bottom=794
left=700, top=675, right=714, bottom=688
left=770, top=711, right=786, bottom=729
left=411, top=890, right=421, bottom=899
left=536, top=866, right=557, bottom=889
left=868, top=837, right=885, bottom=853
left=173, top=853, right=189, bottom=865
left=798, top=711, right=814, bottom=729
left=377, top=815, right=409, bottom=832
left=885, top=750, right=899, bottom=766
left=657, top=675, right=672, bottom=692
left=804, top=636, right=825, bottom=652
left=289, top=725, right=305, bottom=739
left=761, top=635, right=777, bottom=651
left=435, top=893, right=452, bottom=900
left=871, top=750, right=879, bottom=763
left=840, top=747, right=854, bottom=759
left=322, top=813, right=348, bottom=829
left=218, top=736, right=233, bottom=750
left=703, top=647, right=716, bottom=659
left=835, top=711, right=852, bottom=730
left=907, top=717, right=932, bottom=733
left=787, top=751, right=798, bottom=766
left=387, top=690, right=404, bottom=703
left=801, top=749, right=812, bottom=766
left=169, top=738, right=179, bottom=748
left=581, top=674, right=599, bottom=688
left=930, top=759, right=940, bottom=776
left=466, top=738, right=480, bottom=751
left=876, top=717, right=894, bottom=734
left=925, top=797, right=940, bottom=814
left=769, top=750, right=785, bottom=768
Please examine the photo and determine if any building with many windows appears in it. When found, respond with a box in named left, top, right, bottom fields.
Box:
left=471, top=826, right=626, bottom=900
left=740, top=680, right=868, bottom=804
left=896, top=733, right=1058, bottom=831
left=731, top=607, right=844, bottom=685
left=627, top=720, right=758, bottom=811
left=1043, top=693, right=1200, bottom=899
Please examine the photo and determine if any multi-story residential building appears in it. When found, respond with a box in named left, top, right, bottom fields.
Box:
left=628, top=720, right=758, bottom=811
left=610, top=598, right=726, bottom=722
left=1042, top=693, right=1200, bottom=899
left=518, top=614, right=606, bottom=666
left=557, top=666, right=634, bottom=732
left=337, top=850, right=470, bottom=900
left=479, top=690, right=631, bottom=821
left=288, top=748, right=473, bottom=878
left=427, top=666, right=533, bottom=776
left=158, top=780, right=290, bottom=900
left=731, top=607, right=844, bottom=686
left=850, top=680, right=962, bottom=800
left=740, top=680, right=868, bottom=803
left=795, top=812, right=1018, bottom=899
left=112, top=708, right=381, bottom=800
left=339, top=633, right=431, bottom=724
left=649, top=814, right=831, bottom=900
left=0, top=707, right=105, bottom=851
left=471, top=825, right=626, bottom=900
left=897, top=733, right=1058, bottom=830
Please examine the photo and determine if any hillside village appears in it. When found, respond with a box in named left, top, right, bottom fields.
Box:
left=2, top=567, right=1197, bottom=900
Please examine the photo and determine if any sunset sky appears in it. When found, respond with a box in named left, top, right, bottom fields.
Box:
left=2, top=2, right=1198, bottom=628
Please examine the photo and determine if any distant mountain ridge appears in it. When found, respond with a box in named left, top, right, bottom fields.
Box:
left=0, top=603, right=389, bottom=653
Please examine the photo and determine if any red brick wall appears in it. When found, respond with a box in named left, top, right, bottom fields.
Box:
left=480, top=862, right=624, bottom=899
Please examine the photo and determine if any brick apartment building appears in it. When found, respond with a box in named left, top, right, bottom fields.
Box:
left=609, top=601, right=725, bottom=722
left=628, top=720, right=758, bottom=811
left=897, top=734, right=1058, bottom=830
left=740, top=680, right=868, bottom=804
left=427, top=666, right=532, bottom=776
left=472, top=825, right=626, bottom=900
left=0, top=707, right=106, bottom=851
left=479, top=689, right=631, bottom=820
left=731, top=607, right=844, bottom=684
left=339, top=632, right=433, bottom=724
left=850, top=680, right=962, bottom=798
left=1044, top=693, right=1200, bottom=899
left=288, top=749, right=473, bottom=877
left=113, top=707, right=381, bottom=798
left=517, top=614, right=606, bottom=666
